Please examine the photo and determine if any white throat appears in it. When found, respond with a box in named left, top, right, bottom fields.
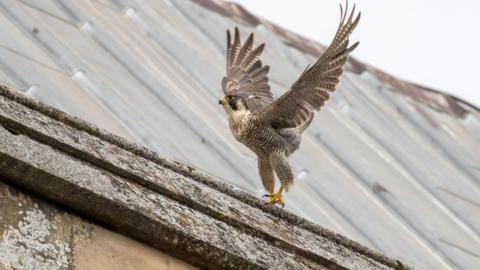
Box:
left=226, top=108, right=251, bottom=139
left=228, top=108, right=250, bottom=122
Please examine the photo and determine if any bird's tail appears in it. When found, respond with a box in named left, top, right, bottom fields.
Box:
left=297, top=113, right=314, bottom=134
left=277, top=115, right=312, bottom=156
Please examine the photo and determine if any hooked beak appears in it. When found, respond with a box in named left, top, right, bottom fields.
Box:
left=218, top=96, right=227, bottom=105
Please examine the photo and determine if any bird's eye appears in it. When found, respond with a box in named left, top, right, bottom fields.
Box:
left=226, top=96, right=232, bottom=100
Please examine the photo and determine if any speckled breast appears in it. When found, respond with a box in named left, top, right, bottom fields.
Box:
left=234, top=118, right=286, bottom=155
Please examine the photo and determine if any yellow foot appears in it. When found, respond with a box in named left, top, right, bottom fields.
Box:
left=263, top=187, right=284, bottom=208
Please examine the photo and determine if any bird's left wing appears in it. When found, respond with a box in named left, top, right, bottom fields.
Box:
left=257, top=3, right=360, bottom=128
left=222, top=28, right=274, bottom=113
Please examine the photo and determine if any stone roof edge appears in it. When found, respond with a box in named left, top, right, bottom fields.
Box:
left=0, top=85, right=414, bottom=269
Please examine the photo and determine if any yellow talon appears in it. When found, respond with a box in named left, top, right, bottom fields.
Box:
left=266, top=187, right=284, bottom=207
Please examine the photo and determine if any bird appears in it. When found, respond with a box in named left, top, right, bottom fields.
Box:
left=218, top=2, right=360, bottom=206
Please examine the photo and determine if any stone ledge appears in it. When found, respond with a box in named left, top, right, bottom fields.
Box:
left=0, top=181, right=199, bottom=270
left=0, top=85, right=414, bottom=270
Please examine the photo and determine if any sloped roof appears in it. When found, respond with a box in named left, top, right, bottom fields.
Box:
left=0, top=0, right=478, bottom=269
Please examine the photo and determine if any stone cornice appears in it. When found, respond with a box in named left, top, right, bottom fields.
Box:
left=0, top=85, right=414, bottom=270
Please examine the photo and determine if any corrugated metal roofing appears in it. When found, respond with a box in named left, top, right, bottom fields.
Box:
left=0, top=0, right=479, bottom=269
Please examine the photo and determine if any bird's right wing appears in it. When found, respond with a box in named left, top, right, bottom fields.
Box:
left=222, top=28, right=274, bottom=113
left=257, top=3, right=360, bottom=129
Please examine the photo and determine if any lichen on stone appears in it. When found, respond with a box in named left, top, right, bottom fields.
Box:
left=0, top=209, right=70, bottom=270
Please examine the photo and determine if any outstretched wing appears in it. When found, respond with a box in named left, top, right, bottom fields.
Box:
left=222, top=28, right=274, bottom=113
left=257, top=3, right=360, bottom=128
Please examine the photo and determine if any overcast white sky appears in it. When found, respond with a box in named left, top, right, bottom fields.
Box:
left=232, top=0, right=480, bottom=107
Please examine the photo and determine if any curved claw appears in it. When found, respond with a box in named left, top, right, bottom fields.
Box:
left=261, top=193, right=273, bottom=200
left=266, top=187, right=284, bottom=207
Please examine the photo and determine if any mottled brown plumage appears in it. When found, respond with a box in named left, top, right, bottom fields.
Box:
left=219, top=2, right=360, bottom=206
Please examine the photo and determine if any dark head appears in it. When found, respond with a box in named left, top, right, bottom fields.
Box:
left=218, top=95, right=248, bottom=113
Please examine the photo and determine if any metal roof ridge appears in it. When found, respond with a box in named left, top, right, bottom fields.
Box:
left=189, top=0, right=480, bottom=115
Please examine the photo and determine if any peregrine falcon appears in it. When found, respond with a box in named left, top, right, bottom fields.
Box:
left=219, top=3, right=360, bottom=206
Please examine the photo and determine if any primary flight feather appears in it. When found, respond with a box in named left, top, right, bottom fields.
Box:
left=219, top=2, right=361, bottom=206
